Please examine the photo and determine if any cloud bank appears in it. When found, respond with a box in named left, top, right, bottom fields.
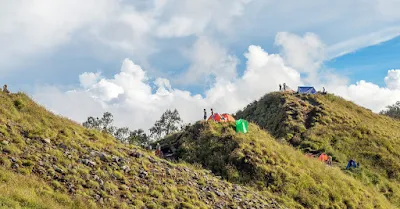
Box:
left=33, top=33, right=400, bottom=131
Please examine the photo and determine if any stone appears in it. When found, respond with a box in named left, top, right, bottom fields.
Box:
left=94, top=194, right=101, bottom=200
left=139, top=169, right=148, bottom=178
left=215, top=191, right=225, bottom=197
left=12, top=163, right=19, bottom=169
left=121, top=165, right=131, bottom=173
left=55, top=166, right=64, bottom=174
left=120, top=185, right=129, bottom=190
left=112, top=156, right=120, bottom=163
left=1, top=140, right=9, bottom=145
left=59, top=143, right=68, bottom=149
left=81, top=159, right=96, bottom=167
left=99, top=152, right=109, bottom=161
left=130, top=151, right=143, bottom=158
left=42, top=138, right=51, bottom=144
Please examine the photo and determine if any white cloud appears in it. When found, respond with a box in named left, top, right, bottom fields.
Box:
left=275, top=32, right=325, bottom=83
left=385, top=69, right=400, bottom=90
left=330, top=80, right=400, bottom=112
left=33, top=40, right=302, bottom=131
left=0, top=0, right=117, bottom=68
left=180, top=37, right=239, bottom=85
left=32, top=32, right=400, bottom=132
left=79, top=72, right=102, bottom=89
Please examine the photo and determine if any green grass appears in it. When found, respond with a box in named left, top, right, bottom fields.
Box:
left=0, top=91, right=282, bottom=208
left=235, top=92, right=400, bottom=206
left=160, top=121, right=396, bottom=208
left=0, top=167, right=88, bottom=209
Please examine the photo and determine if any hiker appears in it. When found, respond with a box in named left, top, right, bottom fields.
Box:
left=3, top=84, right=10, bottom=94
left=283, top=83, right=287, bottom=91
left=279, top=84, right=282, bottom=91
left=203, top=109, right=207, bottom=120
left=346, top=159, right=357, bottom=169
left=327, top=155, right=332, bottom=166
left=211, top=108, right=214, bottom=120
left=155, top=143, right=163, bottom=157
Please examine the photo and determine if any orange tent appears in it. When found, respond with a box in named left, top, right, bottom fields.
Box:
left=208, top=113, right=236, bottom=122
left=221, top=113, right=235, bottom=122
left=318, top=153, right=329, bottom=162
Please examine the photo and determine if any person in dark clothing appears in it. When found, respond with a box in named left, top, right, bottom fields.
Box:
left=3, top=84, right=10, bottom=94
left=346, top=159, right=357, bottom=169
left=279, top=84, right=282, bottom=91
left=283, top=83, right=286, bottom=91
left=203, top=109, right=207, bottom=120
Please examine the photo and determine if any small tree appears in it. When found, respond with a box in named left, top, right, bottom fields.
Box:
left=380, top=101, right=400, bottom=120
left=114, top=127, right=130, bottom=142
left=128, top=129, right=149, bottom=145
left=150, top=109, right=182, bottom=139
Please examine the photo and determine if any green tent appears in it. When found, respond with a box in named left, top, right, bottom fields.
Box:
left=236, top=119, right=249, bottom=134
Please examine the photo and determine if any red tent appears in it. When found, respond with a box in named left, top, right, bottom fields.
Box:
left=208, top=113, right=235, bottom=122
left=318, top=153, right=329, bottom=162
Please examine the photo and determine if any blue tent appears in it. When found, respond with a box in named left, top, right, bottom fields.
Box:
left=298, top=86, right=317, bottom=94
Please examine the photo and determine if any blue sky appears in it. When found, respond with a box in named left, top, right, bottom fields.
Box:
left=327, top=36, right=400, bottom=86
left=1, top=0, right=400, bottom=130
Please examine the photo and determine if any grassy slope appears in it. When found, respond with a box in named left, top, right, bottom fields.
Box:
left=160, top=121, right=395, bottom=209
left=0, top=91, right=283, bottom=209
left=235, top=92, right=400, bottom=206
left=0, top=167, right=88, bottom=209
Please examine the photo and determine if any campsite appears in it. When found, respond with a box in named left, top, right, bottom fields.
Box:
left=2, top=2, right=400, bottom=208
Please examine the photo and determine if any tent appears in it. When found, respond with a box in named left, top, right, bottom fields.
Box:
left=208, top=113, right=222, bottom=121
left=298, top=86, right=317, bottom=94
left=208, top=113, right=235, bottom=122
left=318, top=153, right=329, bottom=162
left=236, top=119, right=249, bottom=134
left=221, top=113, right=235, bottom=122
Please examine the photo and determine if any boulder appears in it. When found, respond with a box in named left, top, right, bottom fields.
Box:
left=42, top=138, right=51, bottom=144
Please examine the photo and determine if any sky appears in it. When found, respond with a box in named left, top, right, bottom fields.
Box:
left=1, top=0, right=400, bottom=131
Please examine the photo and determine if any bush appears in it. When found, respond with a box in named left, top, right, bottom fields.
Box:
left=13, top=99, right=24, bottom=110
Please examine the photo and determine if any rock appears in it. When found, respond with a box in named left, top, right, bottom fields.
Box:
left=215, top=191, right=225, bottom=197
left=55, top=166, right=64, bottom=174
left=12, top=163, right=19, bottom=169
left=10, top=157, right=17, bottom=163
left=147, top=156, right=156, bottom=163
left=80, top=159, right=96, bottom=167
left=112, top=156, right=120, bottom=163
left=42, top=138, right=51, bottom=144
left=1, top=140, right=9, bottom=145
left=59, top=143, right=68, bottom=149
left=94, top=194, right=101, bottom=200
left=99, top=152, right=109, bottom=162
left=130, top=151, right=143, bottom=158
left=139, top=169, right=148, bottom=178
left=121, top=165, right=131, bottom=173
left=166, top=168, right=172, bottom=176
left=120, top=185, right=129, bottom=190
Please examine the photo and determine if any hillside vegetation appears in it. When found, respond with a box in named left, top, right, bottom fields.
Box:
left=235, top=92, right=400, bottom=206
left=159, top=121, right=395, bottom=209
left=0, top=91, right=283, bottom=209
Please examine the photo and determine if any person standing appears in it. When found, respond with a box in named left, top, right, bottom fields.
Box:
left=283, top=83, right=286, bottom=91
left=203, top=109, right=207, bottom=120
left=3, top=84, right=10, bottom=94
left=279, top=84, right=282, bottom=91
